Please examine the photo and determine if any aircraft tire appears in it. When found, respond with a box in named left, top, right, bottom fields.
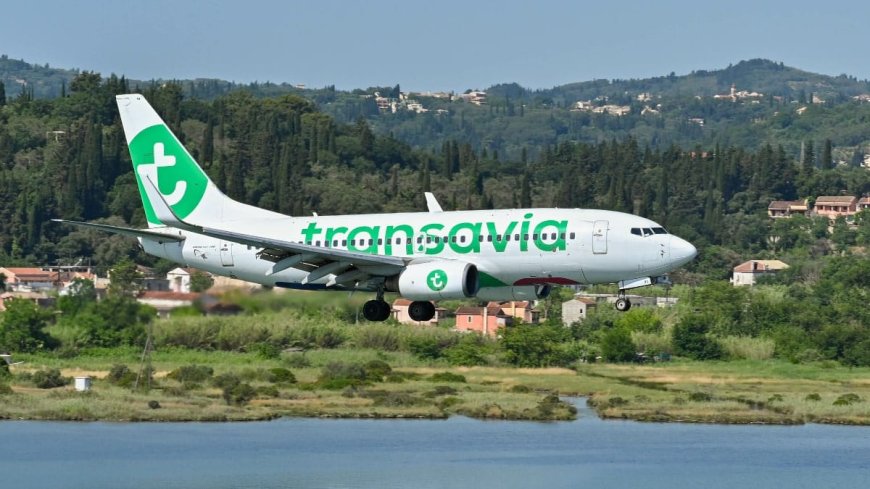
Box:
left=408, top=301, right=436, bottom=322
left=615, top=298, right=631, bottom=312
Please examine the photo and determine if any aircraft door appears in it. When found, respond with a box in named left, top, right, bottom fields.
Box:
left=592, top=220, right=608, bottom=254
left=219, top=240, right=234, bottom=266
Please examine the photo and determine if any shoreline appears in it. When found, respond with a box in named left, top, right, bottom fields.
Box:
left=2, top=356, right=868, bottom=426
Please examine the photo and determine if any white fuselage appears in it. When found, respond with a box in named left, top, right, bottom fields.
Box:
left=140, top=207, right=696, bottom=294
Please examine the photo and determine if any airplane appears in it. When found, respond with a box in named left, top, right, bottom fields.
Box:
left=55, top=94, right=697, bottom=322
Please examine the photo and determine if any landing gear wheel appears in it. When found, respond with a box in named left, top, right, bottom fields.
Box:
left=408, top=301, right=436, bottom=322
left=363, top=299, right=392, bottom=321
left=615, top=298, right=631, bottom=312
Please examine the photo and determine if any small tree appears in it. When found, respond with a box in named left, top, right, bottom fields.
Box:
left=0, top=299, right=56, bottom=352
left=672, top=314, right=723, bottom=360
left=601, top=327, right=636, bottom=362
left=189, top=270, right=214, bottom=292
left=108, top=258, right=143, bottom=297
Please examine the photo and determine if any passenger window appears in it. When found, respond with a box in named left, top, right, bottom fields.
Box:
left=341, top=240, right=347, bottom=247
left=497, top=235, right=503, bottom=241
left=524, top=234, right=529, bottom=241
left=560, top=233, right=565, bottom=240
left=451, top=236, right=457, bottom=243
left=316, top=241, right=321, bottom=247
left=369, top=239, right=374, bottom=246
left=569, top=232, right=576, bottom=239
left=487, top=235, right=493, bottom=242
left=478, top=235, right=484, bottom=242
left=631, top=228, right=642, bottom=236
left=417, top=237, right=424, bottom=244
left=378, top=239, right=383, bottom=245
left=332, top=240, right=338, bottom=247
left=533, top=234, right=539, bottom=240
left=514, top=234, right=520, bottom=241
left=460, top=236, right=466, bottom=243
left=551, top=233, right=557, bottom=240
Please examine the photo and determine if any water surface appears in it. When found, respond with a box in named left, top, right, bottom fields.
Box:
left=2, top=401, right=867, bottom=489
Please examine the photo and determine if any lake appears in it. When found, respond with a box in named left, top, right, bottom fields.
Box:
left=1, top=400, right=867, bottom=489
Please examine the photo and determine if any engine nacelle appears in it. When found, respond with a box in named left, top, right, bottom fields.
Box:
left=475, top=285, right=551, bottom=302
left=387, top=261, right=479, bottom=300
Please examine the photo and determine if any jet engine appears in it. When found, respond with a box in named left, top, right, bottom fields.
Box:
left=386, top=261, right=479, bottom=300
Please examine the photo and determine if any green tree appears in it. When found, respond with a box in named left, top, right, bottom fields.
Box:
left=108, top=258, right=143, bottom=297
left=189, top=270, right=215, bottom=293
left=600, top=327, right=636, bottom=362
left=672, top=314, right=723, bottom=360
left=0, top=299, right=56, bottom=353
left=501, top=323, right=572, bottom=367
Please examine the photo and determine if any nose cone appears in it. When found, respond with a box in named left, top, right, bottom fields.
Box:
left=670, top=236, right=698, bottom=268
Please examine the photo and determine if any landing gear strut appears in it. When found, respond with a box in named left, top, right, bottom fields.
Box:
left=615, top=290, right=632, bottom=312
left=362, top=286, right=392, bottom=322
left=408, top=301, right=436, bottom=322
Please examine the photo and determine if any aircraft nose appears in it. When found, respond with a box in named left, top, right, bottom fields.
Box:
left=670, top=236, right=698, bottom=267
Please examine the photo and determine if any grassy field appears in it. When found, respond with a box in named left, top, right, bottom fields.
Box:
left=2, top=349, right=868, bottom=425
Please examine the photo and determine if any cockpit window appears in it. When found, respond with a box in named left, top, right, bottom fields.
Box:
left=631, top=228, right=642, bottom=236
left=652, top=227, right=668, bottom=234
left=642, top=228, right=653, bottom=237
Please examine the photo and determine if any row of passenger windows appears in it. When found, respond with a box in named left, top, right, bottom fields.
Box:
left=630, top=227, right=668, bottom=237
left=306, top=232, right=577, bottom=248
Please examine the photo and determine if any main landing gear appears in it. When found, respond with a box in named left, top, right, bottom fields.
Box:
left=615, top=291, right=631, bottom=312
left=363, top=286, right=392, bottom=322
left=361, top=287, right=436, bottom=323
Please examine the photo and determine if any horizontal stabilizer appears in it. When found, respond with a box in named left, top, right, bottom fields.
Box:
left=52, top=219, right=185, bottom=242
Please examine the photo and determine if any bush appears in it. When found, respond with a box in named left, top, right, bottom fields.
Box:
left=148, top=400, right=161, bottom=409
left=672, top=314, right=723, bottom=360
left=353, top=325, right=400, bottom=351
left=688, top=392, right=713, bottom=402
left=719, top=336, right=775, bottom=361
left=509, top=384, right=532, bottom=393
left=107, top=364, right=137, bottom=387
left=0, top=382, right=12, bottom=395
left=317, top=362, right=369, bottom=390
left=805, top=393, right=822, bottom=401
left=266, top=367, right=296, bottom=384
left=833, top=393, right=862, bottom=406
left=283, top=354, right=311, bottom=368
left=363, top=360, right=392, bottom=380
left=256, top=385, right=280, bottom=398
left=444, top=337, right=489, bottom=366
left=601, top=327, right=636, bottom=362
left=212, top=373, right=242, bottom=390
left=33, top=369, right=71, bottom=389
left=430, top=372, right=466, bottom=383
left=223, top=382, right=256, bottom=406
left=252, top=341, right=282, bottom=359
left=167, top=365, right=214, bottom=383
left=428, top=385, right=458, bottom=397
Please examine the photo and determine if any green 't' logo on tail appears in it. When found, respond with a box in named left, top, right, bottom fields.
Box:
left=128, top=124, right=208, bottom=224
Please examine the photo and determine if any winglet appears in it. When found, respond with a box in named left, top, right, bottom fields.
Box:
left=142, top=176, right=202, bottom=233
left=424, top=192, right=443, bottom=213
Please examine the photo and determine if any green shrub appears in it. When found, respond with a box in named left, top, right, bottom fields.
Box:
left=428, top=385, right=458, bottom=397
left=719, top=336, right=775, bottom=361
left=256, top=385, right=280, bottom=398
left=0, top=362, right=10, bottom=379
left=833, top=393, right=862, bottom=406
left=768, top=394, right=784, bottom=403
left=363, top=360, right=392, bottom=380
left=148, top=400, right=161, bottom=409
left=267, top=367, right=296, bottom=384
left=283, top=353, right=311, bottom=368
left=252, top=341, right=282, bottom=359
left=212, top=372, right=242, bottom=390
left=167, top=365, right=214, bottom=383
left=672, top=314, right=723, bottom=360
left=537, top=393, right=565, bottom=415
left=363, top=390, right=421, bottom=407
left=353, top=325, right=400, bottom=351
left=430, top=372, right=466, bottom=383
left=509, top=384, right=532, bottom=393
left=444, top=338, right=488, bottom=366
left=688, top=392, right=713, bottom=402
left=601, top=327, right=636, bottom=362
left=223, top=382, right=256, bottom=406
left=805, top=393, right=822, bottom=401
left=33, top=369, right=71, bottom=389
left=317, top=362, right=369, bottom=390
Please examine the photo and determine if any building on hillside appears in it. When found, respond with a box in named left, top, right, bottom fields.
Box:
left=0, top=267, right=59, bottom=292
left=391, top=299, right=446, bottom=325
left=0, top=291, right=55, bottom=312
left=166, top=267, right=193, bottom=293
left=857, top=196, right=870, bottom=212
left=486, top=301, right=540, bottom=324
left=136, top=291, right=201, bottom=318
left=731, top=260, right=789, bottom=286
left=814, top=196, right=858, bottom=220
left=561, top=297, right=597, bottom=326
left=454, top=306, right=512, bottom=337
left=767, top=199, right=809, bottom=218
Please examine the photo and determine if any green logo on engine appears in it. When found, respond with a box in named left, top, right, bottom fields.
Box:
left=427, top=269, right=447, bottom=291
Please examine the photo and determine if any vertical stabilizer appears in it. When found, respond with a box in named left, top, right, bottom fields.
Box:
left=116, top=94, right=283, bottom=228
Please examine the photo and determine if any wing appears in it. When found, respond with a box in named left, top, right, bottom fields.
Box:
left=52, top=219, right=186, bottom=242
left=141, top=176, right=406, bottom=285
